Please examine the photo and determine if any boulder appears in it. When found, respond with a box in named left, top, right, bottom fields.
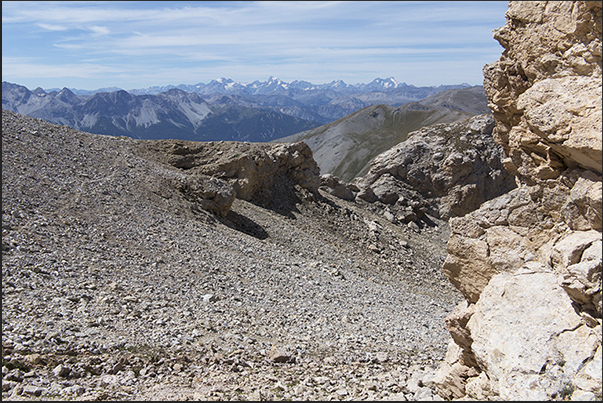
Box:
left=178, top=174, right=235, bottom=217
left=319, top=174, right=355, bottom=201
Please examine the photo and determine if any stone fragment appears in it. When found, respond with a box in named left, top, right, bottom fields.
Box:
left=53, top=364, right=71, bottom=378
left=60, top=384, right=85, bottom=396
left=550, top=230, right=601, bottom=272
left=21, top=385, right=44, bottom=397
left=320, top=174, right=355, bottom=201
left=22, top=353, right=42, bottom=366
left=202, top=294, right=217, bottom=303
left=2, top=380, right=18, bottom=392
left=267, top=346, right=294, bottom=363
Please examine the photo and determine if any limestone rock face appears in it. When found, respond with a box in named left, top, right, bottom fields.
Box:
left=138, top=140, right=321, bottom=214
left=483, top=0, right=602, bottom=185
left=177, top=174, right=235, bottom=217
left=436, top=1, right=602, bottom=401
left=350, top=114, right=516, bottom=222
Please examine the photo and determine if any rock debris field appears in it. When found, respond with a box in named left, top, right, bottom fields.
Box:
left=2, top=110, right=461, bottom=401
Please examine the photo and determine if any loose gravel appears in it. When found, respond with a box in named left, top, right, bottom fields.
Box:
left=2, top=110, right=461, bottom=401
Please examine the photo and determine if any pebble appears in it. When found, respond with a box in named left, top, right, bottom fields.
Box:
left=52, top=365, right=71, bottom=378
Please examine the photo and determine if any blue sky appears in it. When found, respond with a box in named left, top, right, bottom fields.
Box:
left=2, top=1, right=509, bottom=91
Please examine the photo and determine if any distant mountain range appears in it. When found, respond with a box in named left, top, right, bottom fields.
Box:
left=62, top=77, right=474, bottom=124
left=2, top=77, right=478, bottom=142
left=46, top=76, right=469, bottom=97
left=2, top=82, right=319, bottom=141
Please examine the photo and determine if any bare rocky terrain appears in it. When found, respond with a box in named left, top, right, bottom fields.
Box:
left=4, top=3, right=600, bottom=400
left=2, top=109, right=462, bottom=401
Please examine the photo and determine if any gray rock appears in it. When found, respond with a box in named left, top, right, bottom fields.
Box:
left=21, top=385, right=45, bottom=397
left=354, top=114, right=516, bottom=220
left=53, top=364, right=71, bottom=378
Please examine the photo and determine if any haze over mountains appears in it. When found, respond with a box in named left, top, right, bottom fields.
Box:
left=2, top=77, right=478, bottom=144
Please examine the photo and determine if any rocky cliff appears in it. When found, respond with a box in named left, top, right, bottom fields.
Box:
left=135, top=139, right=321, bottom=217
left=344, top=114, right=517, bottom=223
left=435, top=1, right=602, bottom=401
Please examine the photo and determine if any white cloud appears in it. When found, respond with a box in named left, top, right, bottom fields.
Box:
left=2, top=1, right=509, bottom=89
left=88, top=25, right=110, bottom=36
left=52, top=43, right=87, bottom=50
left=2, top=58, right=119, bottom=79
left=36, top=23, right=68, bottom=31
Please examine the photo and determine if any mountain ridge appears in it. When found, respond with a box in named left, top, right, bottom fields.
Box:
left=43, top=76, right=471, bottom=97
left=3, top=79, right=482, bottom=143
left=276, top=86, right=489, bottom=182
left=2, top=81, right=320, bottom=142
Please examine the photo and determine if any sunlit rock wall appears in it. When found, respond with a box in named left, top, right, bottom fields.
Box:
left=435, top=2, right=602, bottom=400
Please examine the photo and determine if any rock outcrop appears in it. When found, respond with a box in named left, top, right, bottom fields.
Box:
left=136, top=140, right=321, bottom=215
left=321, top=114, right=516, bottom=226
left=177, top=174, right=236, bottom=217
left=435, top=1, right=602, bottom=401
left=278, top=103, right=473, bottom=183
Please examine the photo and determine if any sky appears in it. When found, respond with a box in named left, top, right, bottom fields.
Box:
left=2, top=1, right=510, bottom=91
